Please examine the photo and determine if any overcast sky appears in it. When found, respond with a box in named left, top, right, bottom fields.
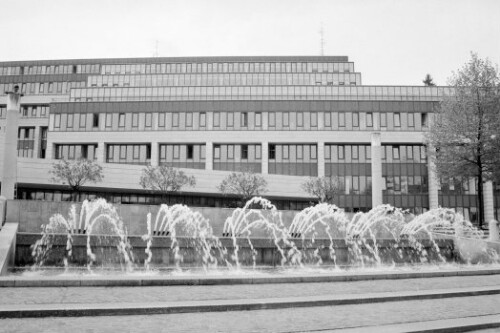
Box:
left=1, top=0, right=499, bottom=85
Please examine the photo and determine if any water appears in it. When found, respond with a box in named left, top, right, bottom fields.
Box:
left=31, top=199, right=134, bottom=272
left=27, top=198, right=500, bottom=275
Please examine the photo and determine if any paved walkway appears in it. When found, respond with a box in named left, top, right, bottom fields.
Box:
left=0, top=274, right=499, bottom=332
left=1, top=295, right=500, bottom=332
left=1, top=274, right=500, bottom=305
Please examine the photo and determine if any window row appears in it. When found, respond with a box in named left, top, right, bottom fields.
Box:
left=51, top=111, right=430, bottom=132
left=70, top=85, right=450, bottom=102
left=326, top=145, right=371, bottom=162
left=21, top=105, right=49, bottom=118
left=0, top=64, right=100, bottom=76
left=268, top=144, right=317, bottom=162
left=106, top=144, right=152, bottom=165
left=55, top=144, right=98, bottom=160
left=101, top=62, right=354, bottom=75
left=382, top=145, right=427, bottom=163
left=213, top=144, right=261, bottom=162
left=384, top=175, right=428, bottom=194
left=0, top=81, right=86, bottom=96
left=88, top=73, right=360, bottom=87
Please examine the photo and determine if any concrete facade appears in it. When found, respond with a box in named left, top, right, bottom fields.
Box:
left=0, top=56, right=497, bottom=222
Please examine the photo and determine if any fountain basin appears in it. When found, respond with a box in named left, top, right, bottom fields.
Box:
left=14, top=232, right=455, bottom=268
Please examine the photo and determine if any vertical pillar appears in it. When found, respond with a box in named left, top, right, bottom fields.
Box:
left=262, top=112, right=268, bottom=131
left=1, top=89, right=21, bottom=199
left=97, top=142, right=106, bottom=163
left=484, top=181, right=494, bottom=224
left=427, top=148, right=439, bottom=210
left=318, top=111, right=324, bottom=130
left=205, top=142, right=213, bottom=171
left=33, top=126, right=41, bottom=158
left=150, top=142, right=159, bottom=166
left=261, top=142, right=268, bottom=174
left=370, top=133, right=383, bottom=207
left=317, top=141, right=325, bottom=177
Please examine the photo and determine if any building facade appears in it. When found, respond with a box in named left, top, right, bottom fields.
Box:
left=0, top=56, right=498, bottom=223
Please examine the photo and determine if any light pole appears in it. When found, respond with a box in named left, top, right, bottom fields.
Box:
left=1, top=85, right=23, bottom=199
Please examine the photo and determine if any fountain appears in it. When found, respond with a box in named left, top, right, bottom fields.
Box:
left=10, top=197, right=500, bottom=276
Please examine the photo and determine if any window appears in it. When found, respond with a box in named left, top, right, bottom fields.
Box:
left=352, top=146, right=359, bottom=160
left=421, top=113, right=428, bottom=127
left=132, top=113, right=139, bottom=128
left=311, top=112, right=318, bottom=127
left=199, top=112, right=206, bottom=127
left=145, top=113, right=152, bottom=128
left=255, top=112, right=262, bottom=127
left=158, top=113, right=166, bottom=127
left=283, top=145, right=289, bottom=159
left=79, top=114, right=86, bottom=128
left=67, top=114, right=73, bottom=128
left=268, top=112, right=276, bottom=127
left=54, top=114, right=61, bottom=128
left=324, top=112, right=331, bottom=127
left=214, top=144, right=220, bottom=159
left=394, top=113, right=401, bottom=127
left=173, top=112, right=179, bottom=127
left=213, top=112, right=220, bottom=127
left=92, top=113, right=99, bottom=128
left=227, top=145, right=234, bottom=159
left=310, top=145, right=317, bottom=159
left=118, top=113, right=125, bottom=128
left=366, top=113, right=373, bottom=127
left=297, top=145, right=303, bottom=159
left=352, top=113, right=359, bottom=127
left=283, top=112, right=289, bottom=127
left=31, top=107, right=37, bottom=116
left=241, top=144, right=248, bottom=159
left=381, top=113, right=387, bottom=127
left=297, top=112, right=303, bottom=127
left=408, top=113, right=414, bottom=127
left=105, top=113, right=112, bottom=128
left=338, top=146, right=345, bottom=160
left=241, top=112, right=248, bottom=127
left=269, top=144, right=276, bottom=159
left=187, top=145, right=194, bottom=159
left=393, top=146, right=400, bottom=159
left=173, top=145, right=180, bottom=159
left=186, top=112, right=193, bottom=127
left=227, top=112, right=234, bottom=127
left=339, top=112, right=346, bottom=127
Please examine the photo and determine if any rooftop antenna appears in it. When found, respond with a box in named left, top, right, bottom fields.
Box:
left=153, top=40, right=159, bottom=57
left=319, top=23, right=325, bottom=56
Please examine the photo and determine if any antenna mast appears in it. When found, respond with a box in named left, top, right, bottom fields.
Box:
left=319, top=23, right=325, bottom=56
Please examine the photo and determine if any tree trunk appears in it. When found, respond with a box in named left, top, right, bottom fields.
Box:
left=477, top=170, right=484, bottom=229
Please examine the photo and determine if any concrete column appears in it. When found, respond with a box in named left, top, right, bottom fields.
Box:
left=261, top=142, right=268, bottom=174
left=1, top=90, right=21, bottom=199
left=150, top=142, right=159, bottom=166
left=317, top=141, right=325, bottom=177
left=33, top=126, right=41, bottom=158
left=484, top=181, right=495, bottom=223
left=427, top=148, right=440, bottom=210
left=318, top=111, right=324, bottom=130
left=46, top=143, right=54, bottom=160
left=97, top=142, right=106, bottom=163
left=205, top=142, right=213, bottom=171
left=370, top=133, right=383, bottom=207
left=207, top=112, right=213, bottom=130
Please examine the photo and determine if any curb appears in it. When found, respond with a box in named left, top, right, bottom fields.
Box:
left=334, top=314, right=500, bottom=333
left=2, top=268, right=500, bottom=287
left=0, top=286, right=499, bottom=318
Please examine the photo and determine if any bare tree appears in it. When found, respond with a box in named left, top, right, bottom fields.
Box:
left=423, top=74, right=436, bottom=86
left=217, top=170, right=268, bottom=205
left=50, top=159, right=104, bottom=201
left=426, top=53, right=500, bottom=227
left=140, top=165, right=196, bottom=200
left=301, top=175, right=342, bottom=204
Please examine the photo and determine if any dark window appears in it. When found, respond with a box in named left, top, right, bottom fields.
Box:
left=241, top=144, right=248, bottom=159
left=421, top=113, right=428, bottom=127
left=269, top=144, right=276, bottom=159
left=241, top=112, right=248, bottom=127
left=187, top=144, right=194, bottom=159
left=92, top=113, right=99, bottom=127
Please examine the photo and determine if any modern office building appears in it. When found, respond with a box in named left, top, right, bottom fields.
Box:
left=0, top=56, right=497, bottom=223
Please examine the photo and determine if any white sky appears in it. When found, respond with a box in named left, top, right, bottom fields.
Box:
left=1, top=0, right=499, bottom=85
